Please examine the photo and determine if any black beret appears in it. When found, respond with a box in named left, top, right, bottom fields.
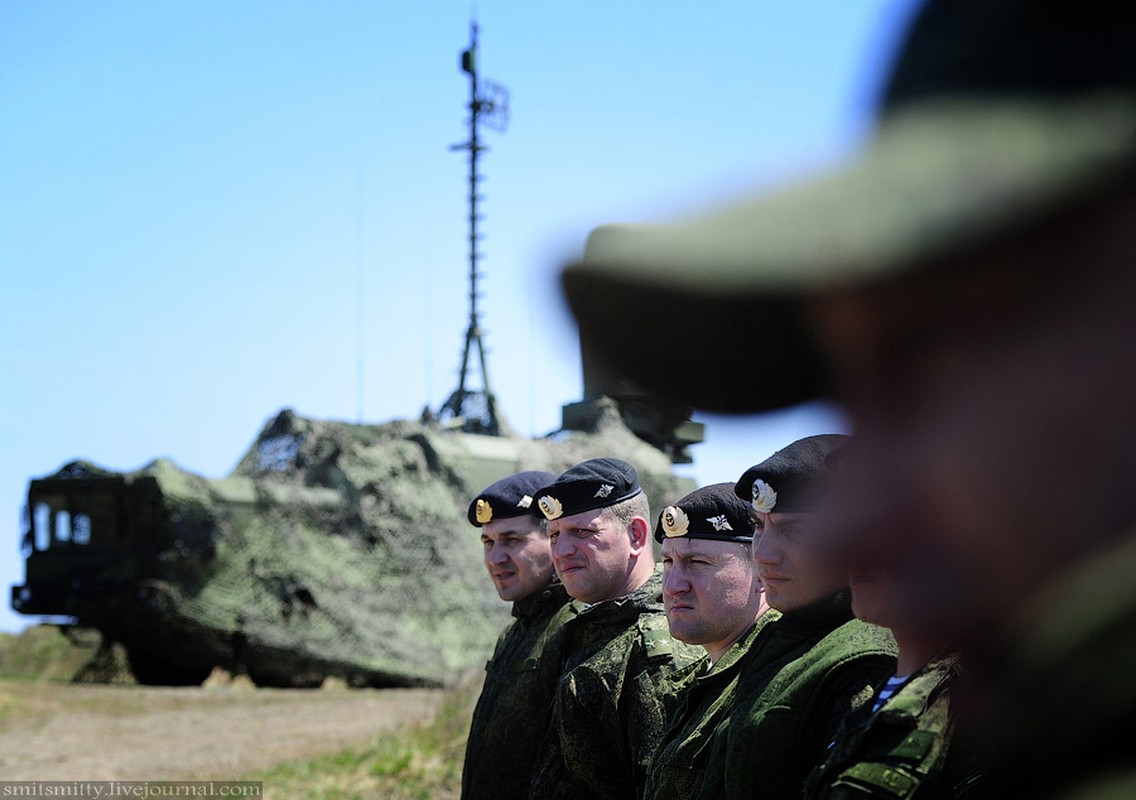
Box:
left=654, top=482, right=753, bottom=544
left=533, top=457, right=642, bottom=521
left=734, top=434, right=849, bottom=514
left=468, top=470, right=557, bottom=527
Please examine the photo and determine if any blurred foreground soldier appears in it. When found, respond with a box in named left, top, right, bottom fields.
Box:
left=559, top=1, right=1136, bottom=796
left=642, top=482, right=770, bottom=800
left=461, top=470, right=570, bottom=800
left=700, top=436, right=896, bottom=799
left=528, top=457, right=702, bottom=800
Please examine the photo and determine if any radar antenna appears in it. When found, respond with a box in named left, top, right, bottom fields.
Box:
left=438, top=18, right=510, bottom=435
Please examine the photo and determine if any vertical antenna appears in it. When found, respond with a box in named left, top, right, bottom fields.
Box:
left=439, top=17, right=509, bottom=435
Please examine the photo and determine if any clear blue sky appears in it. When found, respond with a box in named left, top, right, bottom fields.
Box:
left=0, top=0, right=920, bottom=633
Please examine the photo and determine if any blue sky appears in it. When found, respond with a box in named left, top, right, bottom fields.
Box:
left=0, top=0, right=919, bottom=633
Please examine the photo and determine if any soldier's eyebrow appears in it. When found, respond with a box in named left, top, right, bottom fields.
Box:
left=665, top=542, right=719, bottom=562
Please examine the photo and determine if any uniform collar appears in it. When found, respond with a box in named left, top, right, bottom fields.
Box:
left=513, top=578, right=570, bottom=620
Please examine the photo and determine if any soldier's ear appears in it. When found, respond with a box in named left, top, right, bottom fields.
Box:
left=627, top=516, right=650, bottom=554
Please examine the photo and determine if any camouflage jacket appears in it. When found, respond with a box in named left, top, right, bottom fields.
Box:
left=461, top=579, right=573, bottom=800
left=804, top=653, right=964, bottom=799
left=643, top=609, right=781, bottom=800
left=702, top=592, right=898, bottom=800
left=528, top=568, right=704, bottom=800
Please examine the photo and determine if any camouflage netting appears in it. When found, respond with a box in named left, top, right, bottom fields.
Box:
left=47, top=401, right=694, bottom=688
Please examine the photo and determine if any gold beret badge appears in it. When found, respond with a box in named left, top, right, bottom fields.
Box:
left=661, top=505, right=690, bottom=538
left=475, top=499, right=493, bottom=524
left=538, top=495, right=563, bottom=521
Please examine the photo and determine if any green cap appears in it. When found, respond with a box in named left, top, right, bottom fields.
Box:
left=562, top=0, right=1136, bottom=413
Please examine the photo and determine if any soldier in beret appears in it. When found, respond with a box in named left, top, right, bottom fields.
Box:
left=642, top=482, right=771, bottom=800
left=700, top=435, right=897, bottom=800
left=560, top=1, right=1136, bottom=795
left=527, top=457, right=703, bottom=800
left=461, top=470, right=572, bottom=800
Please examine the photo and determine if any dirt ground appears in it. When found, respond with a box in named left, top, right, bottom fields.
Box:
left=0, top=679, right=444, bottom=780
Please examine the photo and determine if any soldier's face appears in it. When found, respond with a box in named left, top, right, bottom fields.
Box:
left=808, top=196, right=1136, bottom=644
left=847, top=563, right=901, bottom=629
left=480, top=517, right=554, bottom=602
left=548, top=509, right=635, bottom=604
left=662, top=537, right=764, bottom=660
left=751, top=511, right=846, bottom=612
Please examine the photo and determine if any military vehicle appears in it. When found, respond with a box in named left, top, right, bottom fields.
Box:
left=9, top=21, right=704, bottom=688
left=12, top=398, right=701, bottom=688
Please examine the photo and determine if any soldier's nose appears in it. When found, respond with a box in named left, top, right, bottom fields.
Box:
left=663, top=568, right=688, bottom=596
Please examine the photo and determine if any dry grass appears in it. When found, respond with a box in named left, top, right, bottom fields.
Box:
left=252, top=675, right=480, bottom=800
left=0, top=624, right=483, bottom=797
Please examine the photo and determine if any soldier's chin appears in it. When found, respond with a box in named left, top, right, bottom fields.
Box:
left=665, top=617, right=700, bottom=643
left=494, top=577, right=521, bottom=601
left=561, top=574, right=601, bottom=603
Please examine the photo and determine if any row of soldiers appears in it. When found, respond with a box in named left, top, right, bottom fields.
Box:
left=466, top=0, right=1136, bottom=796
left=461, top=437, right=951, bottom=799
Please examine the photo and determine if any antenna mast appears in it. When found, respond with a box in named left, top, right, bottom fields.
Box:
left=439, top=18, right=510, bottom=435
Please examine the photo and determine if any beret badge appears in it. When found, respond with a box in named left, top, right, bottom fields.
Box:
left=517, top=494, right=533, bottom=509
left=708, top=514, right=733, bottom=532
left=538, top=495, right=564, bottom=521
left=475, top=499, right=493, bottom=524
left=751, top=479, right=778, bottom=514
left=661, top=506, right=690, bottom=538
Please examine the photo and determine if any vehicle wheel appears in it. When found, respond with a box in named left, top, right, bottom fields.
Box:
left=126, top=648, right=213, bottom=686
left=246, top=665, right=324, bottom=689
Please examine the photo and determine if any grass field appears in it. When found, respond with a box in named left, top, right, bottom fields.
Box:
left=0, top=624, right=94, bottom=682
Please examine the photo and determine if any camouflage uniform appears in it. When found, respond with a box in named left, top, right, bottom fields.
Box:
left=701, top=592, right=897, bottom=800
left=804, top=653, right=967, bottom=799
left=461, top=579, right=573, bottom=800
left=528, top=568, right=704, bottom=800
left=643, top=609, right=781, bottom=800
left=963, top=532, right=1136, bottom=800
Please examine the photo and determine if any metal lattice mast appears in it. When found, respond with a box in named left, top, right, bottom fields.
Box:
left=439, top=18, right=509, bottom=435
